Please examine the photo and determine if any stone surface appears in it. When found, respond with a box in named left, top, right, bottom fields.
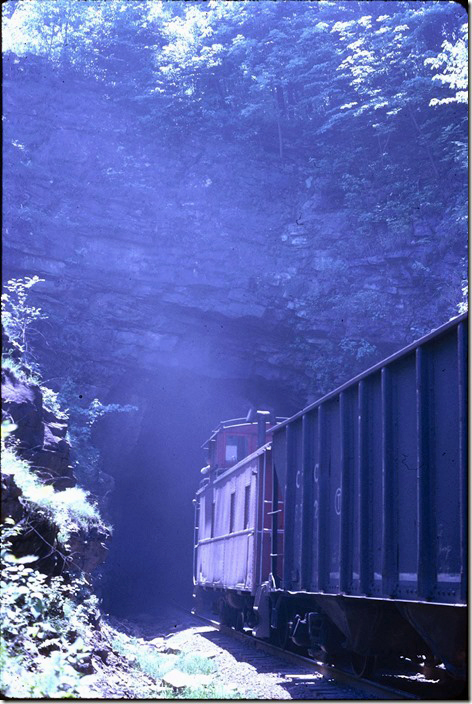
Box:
left=4, top=55, right=466, bottom=413
left=3, top=54, right=466, bottom=610
left=161, top=669, right=212, bottom=690
left=1, top=335, right=109, bottom=576
left=2, top=366, right=75, bottom=491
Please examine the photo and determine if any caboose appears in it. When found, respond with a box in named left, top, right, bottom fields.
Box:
left=193, top=410, right=286, bottom=629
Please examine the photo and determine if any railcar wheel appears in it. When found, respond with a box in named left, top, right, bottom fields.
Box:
left=219, top=599, right=232, bottom=627
left=273, top=601, right=291, bottom=650
left=235, top=610, right=245, bottom=632
left=350, top=653, right=377, bottom=679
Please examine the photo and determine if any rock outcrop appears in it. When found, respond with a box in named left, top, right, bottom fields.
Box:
left=1, top=333, right=109, bottom=576
left=3, top=53, right=466, bottom=611
left=3, top=54, right=466, bottom=410
left=2, top=337, right=75, bottom=491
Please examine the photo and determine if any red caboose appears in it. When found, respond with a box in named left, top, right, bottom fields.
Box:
left=193, top=410, right=285, bottom=629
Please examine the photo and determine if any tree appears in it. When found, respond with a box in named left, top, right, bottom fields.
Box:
left=425, top=21, right=468, bottom=107
left=1, top=277, right=46, bottom=357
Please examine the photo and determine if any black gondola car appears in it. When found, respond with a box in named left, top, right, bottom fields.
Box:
left=194, top=312, right=468, bottom=679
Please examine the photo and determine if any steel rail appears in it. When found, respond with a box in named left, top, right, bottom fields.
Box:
left=188, top=609, right=419, bottom=700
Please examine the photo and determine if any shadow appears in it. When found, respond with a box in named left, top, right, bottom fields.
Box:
left=197, top=628, right=359, bottom=700
left=106, top=604, right=197, bottom=642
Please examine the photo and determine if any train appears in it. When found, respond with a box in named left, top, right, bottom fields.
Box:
left=193, top=311, right=467, bottom=680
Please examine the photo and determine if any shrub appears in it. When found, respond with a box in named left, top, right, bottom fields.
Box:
left=58, top=379, right=137, bottom=495
left=0, top=520, right=99, bottom=698
left=1, top=276, right=46, bottom=359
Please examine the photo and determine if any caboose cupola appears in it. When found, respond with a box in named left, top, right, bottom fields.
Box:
left=200, top=410, right=284, bottom=481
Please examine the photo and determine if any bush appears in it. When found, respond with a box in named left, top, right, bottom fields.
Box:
left=0, top=520, right=100, bottom=698
left=1, top=276, right=46, bottom=360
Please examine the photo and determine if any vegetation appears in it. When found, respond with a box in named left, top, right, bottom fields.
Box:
left=57, top=380, right=137, bottom=496
left=3, top=2, right=467, bottom=247
left=1, top=2, right=468, bottom=695
left=1, top=279, right=132, bottom=698
left=2, top=275, right=137, bottom=497
left=111, top=633, right=240, bottom=699
left=1, top=275, right=46, bottom=376
left=3, top=1, right=467, bottom=399
left=0, top=461, right=102, bottom=698
left=2, top=444, right=102, bottom=544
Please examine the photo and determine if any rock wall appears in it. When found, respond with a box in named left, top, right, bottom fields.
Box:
left=3, top=55, right=466, bottom=611
left=4, top=54, right=466, bottom=411
left=1, top=334, right=108, bottom=576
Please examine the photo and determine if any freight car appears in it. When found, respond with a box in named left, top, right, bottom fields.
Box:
left=193, top=312, right=467, bottom=680
left=193, top=411, right=286, bottom=629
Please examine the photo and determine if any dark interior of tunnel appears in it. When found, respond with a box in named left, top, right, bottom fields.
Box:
left=97, top=365, right=299, bottom=617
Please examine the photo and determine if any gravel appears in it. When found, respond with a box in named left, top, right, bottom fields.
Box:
left=80, top=605, right=369, bottom=699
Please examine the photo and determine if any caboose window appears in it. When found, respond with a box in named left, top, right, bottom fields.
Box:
left=226, top=435, right=248, bottom=463
left=244, top=484, right=251, bottom=530
left=229, top=491, right=236, bottom=533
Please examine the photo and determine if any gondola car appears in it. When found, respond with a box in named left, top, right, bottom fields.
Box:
left=193, top=312, right=467, bottom=679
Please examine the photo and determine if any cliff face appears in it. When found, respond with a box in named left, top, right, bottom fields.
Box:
left=4, top=54, right=466, bottom=611
left=4, top=54, right=466, bottom=409
left=1, top=334, right=109, bottom=576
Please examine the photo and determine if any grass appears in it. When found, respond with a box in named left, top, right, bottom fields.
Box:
left=110, top=634, right=242, bottom=698
left=2, top=355, right=32, bottom=384
left=178, top=682, right=241, bottom=699
left=40, top=385, right=69, bottom=420
left=177, top=652, right=216, bottom=675
left=2, top=446, right=105, bottom=542
left=3, top=352, right=68, bottom=420
left=112, top=634, right=178, bottom=677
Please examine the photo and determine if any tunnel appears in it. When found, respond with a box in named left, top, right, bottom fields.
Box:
left=95, top=365, right=298, bottom=617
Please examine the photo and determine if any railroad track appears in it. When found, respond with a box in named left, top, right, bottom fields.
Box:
left=184, top=607, right=419, bottom=700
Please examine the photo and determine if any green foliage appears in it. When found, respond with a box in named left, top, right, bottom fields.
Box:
left=0, top=520, right=99, bottom=698
left=112, top=633, right=174, bottom=678
left=40, top=384, right=69, bottom=420
left=2, top=446, right=103, bottom=544
left=178, top=681, right=241, bottom=699
left=177, top=652, right=216, bottom=676
left=109, top=632, right=239, bottom=698
left=293, top=329, right=379, bottom=401
left=425, top=22, right=468, bottom=106
left=1, top=276, right=46, bottom=357
left=340, top=337, right=377, bottom=362
left=58, top=379, right=137, bottom=494
left=1, top=355, right=32, bottom=384
left=458, top=271, right=468, bottom=315
left=3, top=3, right=467, bottom=330
left=2, top=276, right=137, bottom=498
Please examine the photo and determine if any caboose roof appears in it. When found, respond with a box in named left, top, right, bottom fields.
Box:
left=201, top=416, right=287, bottom=449
left=201, top=418, right=257, bottom=450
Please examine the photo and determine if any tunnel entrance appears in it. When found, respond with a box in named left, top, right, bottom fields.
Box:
left=98, top=365, right=298, bottom=617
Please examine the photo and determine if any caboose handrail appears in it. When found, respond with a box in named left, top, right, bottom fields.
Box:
left=198, top=527, right=255, bottom=544
left=201, top=417, right=287, bottom=449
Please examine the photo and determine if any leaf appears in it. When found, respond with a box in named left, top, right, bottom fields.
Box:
left=1, top=422, right=18, bottom=439
left=30, top=597, right=44, bottom=617
left=15, top=555, right=39, bottom=564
